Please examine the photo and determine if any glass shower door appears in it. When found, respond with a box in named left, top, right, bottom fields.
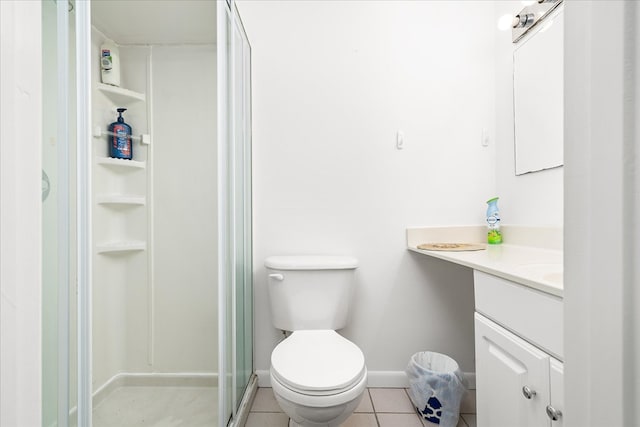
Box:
left=218, top=1, right=253, bottom=425
left=42, top=0, right=77, bottom=425
left=233, top=4, right=253, bottom=409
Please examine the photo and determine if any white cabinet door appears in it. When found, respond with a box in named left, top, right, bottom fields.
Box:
left=475, top=313, right=551, bottom=427
left=548, top=358, right=564, bottom=426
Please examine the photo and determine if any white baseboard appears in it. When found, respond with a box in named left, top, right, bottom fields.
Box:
left=257, top=369, right=475, bottom=390
left=256, top=369, right=271, bottom=387
left=366, top=371, right=409, bottom=388
left=464, top=372, right=476, bottom=390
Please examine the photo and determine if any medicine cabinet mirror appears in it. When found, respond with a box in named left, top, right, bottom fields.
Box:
left=513, top=7, right=564, bottom=175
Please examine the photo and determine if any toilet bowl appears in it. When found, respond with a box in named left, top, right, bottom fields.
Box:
left=270, top=330, right=367, bottom=427
left=265, top=256, right=366, bottom=426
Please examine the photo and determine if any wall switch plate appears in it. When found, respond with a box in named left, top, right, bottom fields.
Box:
left=396, top=131, right=404, bottom=150
left=481, top=129, right=490, bottom=147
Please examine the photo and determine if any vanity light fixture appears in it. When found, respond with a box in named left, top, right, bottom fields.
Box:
left=512, top=0, right=563, bottom=43
left=512, top=13, right=535, bottom=29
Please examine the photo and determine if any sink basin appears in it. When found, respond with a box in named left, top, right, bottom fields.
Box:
left=543, top=272, right=563, bottom=286
left=514, top=263, right=563, bottom=286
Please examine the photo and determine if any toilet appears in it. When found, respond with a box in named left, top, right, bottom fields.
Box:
left=265, top=256, right=367, bottom=427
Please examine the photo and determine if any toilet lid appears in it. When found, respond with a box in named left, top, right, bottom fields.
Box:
left=271, top=330, right=366, bottom=394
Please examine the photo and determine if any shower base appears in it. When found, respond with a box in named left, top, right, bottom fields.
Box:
left=92, top=384, right=217, bottom=427
left=66, top=373, right=220, bottom=427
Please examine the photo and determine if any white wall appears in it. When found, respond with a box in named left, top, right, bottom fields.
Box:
left=494, top=1, right=564, bottom=226
left=0, top=1, right=42, bottom=425
left=237, top=0, right=496, bottom=379
left=152, top=45, right=217, bottom=373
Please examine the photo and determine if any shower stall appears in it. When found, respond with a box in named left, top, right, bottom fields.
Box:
left=41, top=1, right=253, bottom=426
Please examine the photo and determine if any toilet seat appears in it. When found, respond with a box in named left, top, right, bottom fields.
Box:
left=271, top=330, right=366, bottom=396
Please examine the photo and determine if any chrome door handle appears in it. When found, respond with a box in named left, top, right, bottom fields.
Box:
left=522, top=385, right=537, bottom=399
left=546, top=405, right=562, bottom=421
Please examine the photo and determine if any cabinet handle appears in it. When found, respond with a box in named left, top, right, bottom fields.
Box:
left=522, top=385, right=537, bottom=399
left=546, top=405, right=562, bottom=421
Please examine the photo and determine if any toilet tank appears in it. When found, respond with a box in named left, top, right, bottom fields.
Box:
left=265, top=256, right=358, bottom=331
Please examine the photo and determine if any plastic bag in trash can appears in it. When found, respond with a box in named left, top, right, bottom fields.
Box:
left=405, top=351, right=467, bottom=427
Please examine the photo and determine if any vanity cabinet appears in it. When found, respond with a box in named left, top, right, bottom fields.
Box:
left=474, top=271, right=564, bottom=427
left=475, top=314, right=563, bottom=427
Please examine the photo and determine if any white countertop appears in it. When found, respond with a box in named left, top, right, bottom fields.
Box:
left=407, top=226, right=563, bottom=297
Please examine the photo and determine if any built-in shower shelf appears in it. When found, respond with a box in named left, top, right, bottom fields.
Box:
left=97, top=83, right=146, bottom=105
left=96, top=194, right=146, bottom=206
left=97, top=156, right=146, bottom=170
left=96, top=241, right=146, bottom=254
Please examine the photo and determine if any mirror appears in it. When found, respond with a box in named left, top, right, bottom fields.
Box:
left=513, top=7, right=564, bottom=175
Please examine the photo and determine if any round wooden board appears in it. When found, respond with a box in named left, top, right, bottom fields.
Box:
left=417, top=242, right=486, bottom=252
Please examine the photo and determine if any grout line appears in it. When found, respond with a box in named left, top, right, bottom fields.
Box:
left=368, top=388, right=378, bottom=413
left=369, top=389, right=381, bottom=427
left=373, top=411, right=381, bottom=427
left=403, top=387, right=416, bottom=410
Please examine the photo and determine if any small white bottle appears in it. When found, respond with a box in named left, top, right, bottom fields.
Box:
left=100, top=39, right=120, bottom=87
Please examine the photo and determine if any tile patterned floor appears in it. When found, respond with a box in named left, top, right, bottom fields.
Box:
left=246, top=388, right=476, bottom=427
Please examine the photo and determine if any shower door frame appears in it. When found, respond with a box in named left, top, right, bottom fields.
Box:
left=71, top=1, right=254, bottom=426
left=218, top=0, right=255, bottom=426
left=75, top=1, right=93, bottom=425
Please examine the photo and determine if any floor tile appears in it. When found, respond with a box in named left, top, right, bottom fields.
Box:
left=377, top=413, right=423, bottom=427
left=418, top=417, right=467, bottom=427
left=250, top=387, right=282, bottom=412
left=354, top=389, right=374, bottom=413
left=461, top=414, right=476, bottom=427
left=342, top=413, right=378, bottom=427
left=244, top=412, right=289, bottom=427
left=369, top=388, right=415, bottom=413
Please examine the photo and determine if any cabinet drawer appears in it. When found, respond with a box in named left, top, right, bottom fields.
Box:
left=474, top=271, right=563, bottom=359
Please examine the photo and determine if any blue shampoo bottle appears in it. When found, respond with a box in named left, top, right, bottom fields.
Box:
left=109, top=108, right=132, bottom=159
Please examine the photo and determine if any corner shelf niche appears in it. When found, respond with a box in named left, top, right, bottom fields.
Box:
left=97, top=83, right=146, bottom=105
left=96, top=241, right=146, bottom=254
left=97, top=156, right=146, bottom=170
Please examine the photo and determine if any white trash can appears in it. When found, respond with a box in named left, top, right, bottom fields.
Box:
left=405, top=351, right=467, bottom=427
